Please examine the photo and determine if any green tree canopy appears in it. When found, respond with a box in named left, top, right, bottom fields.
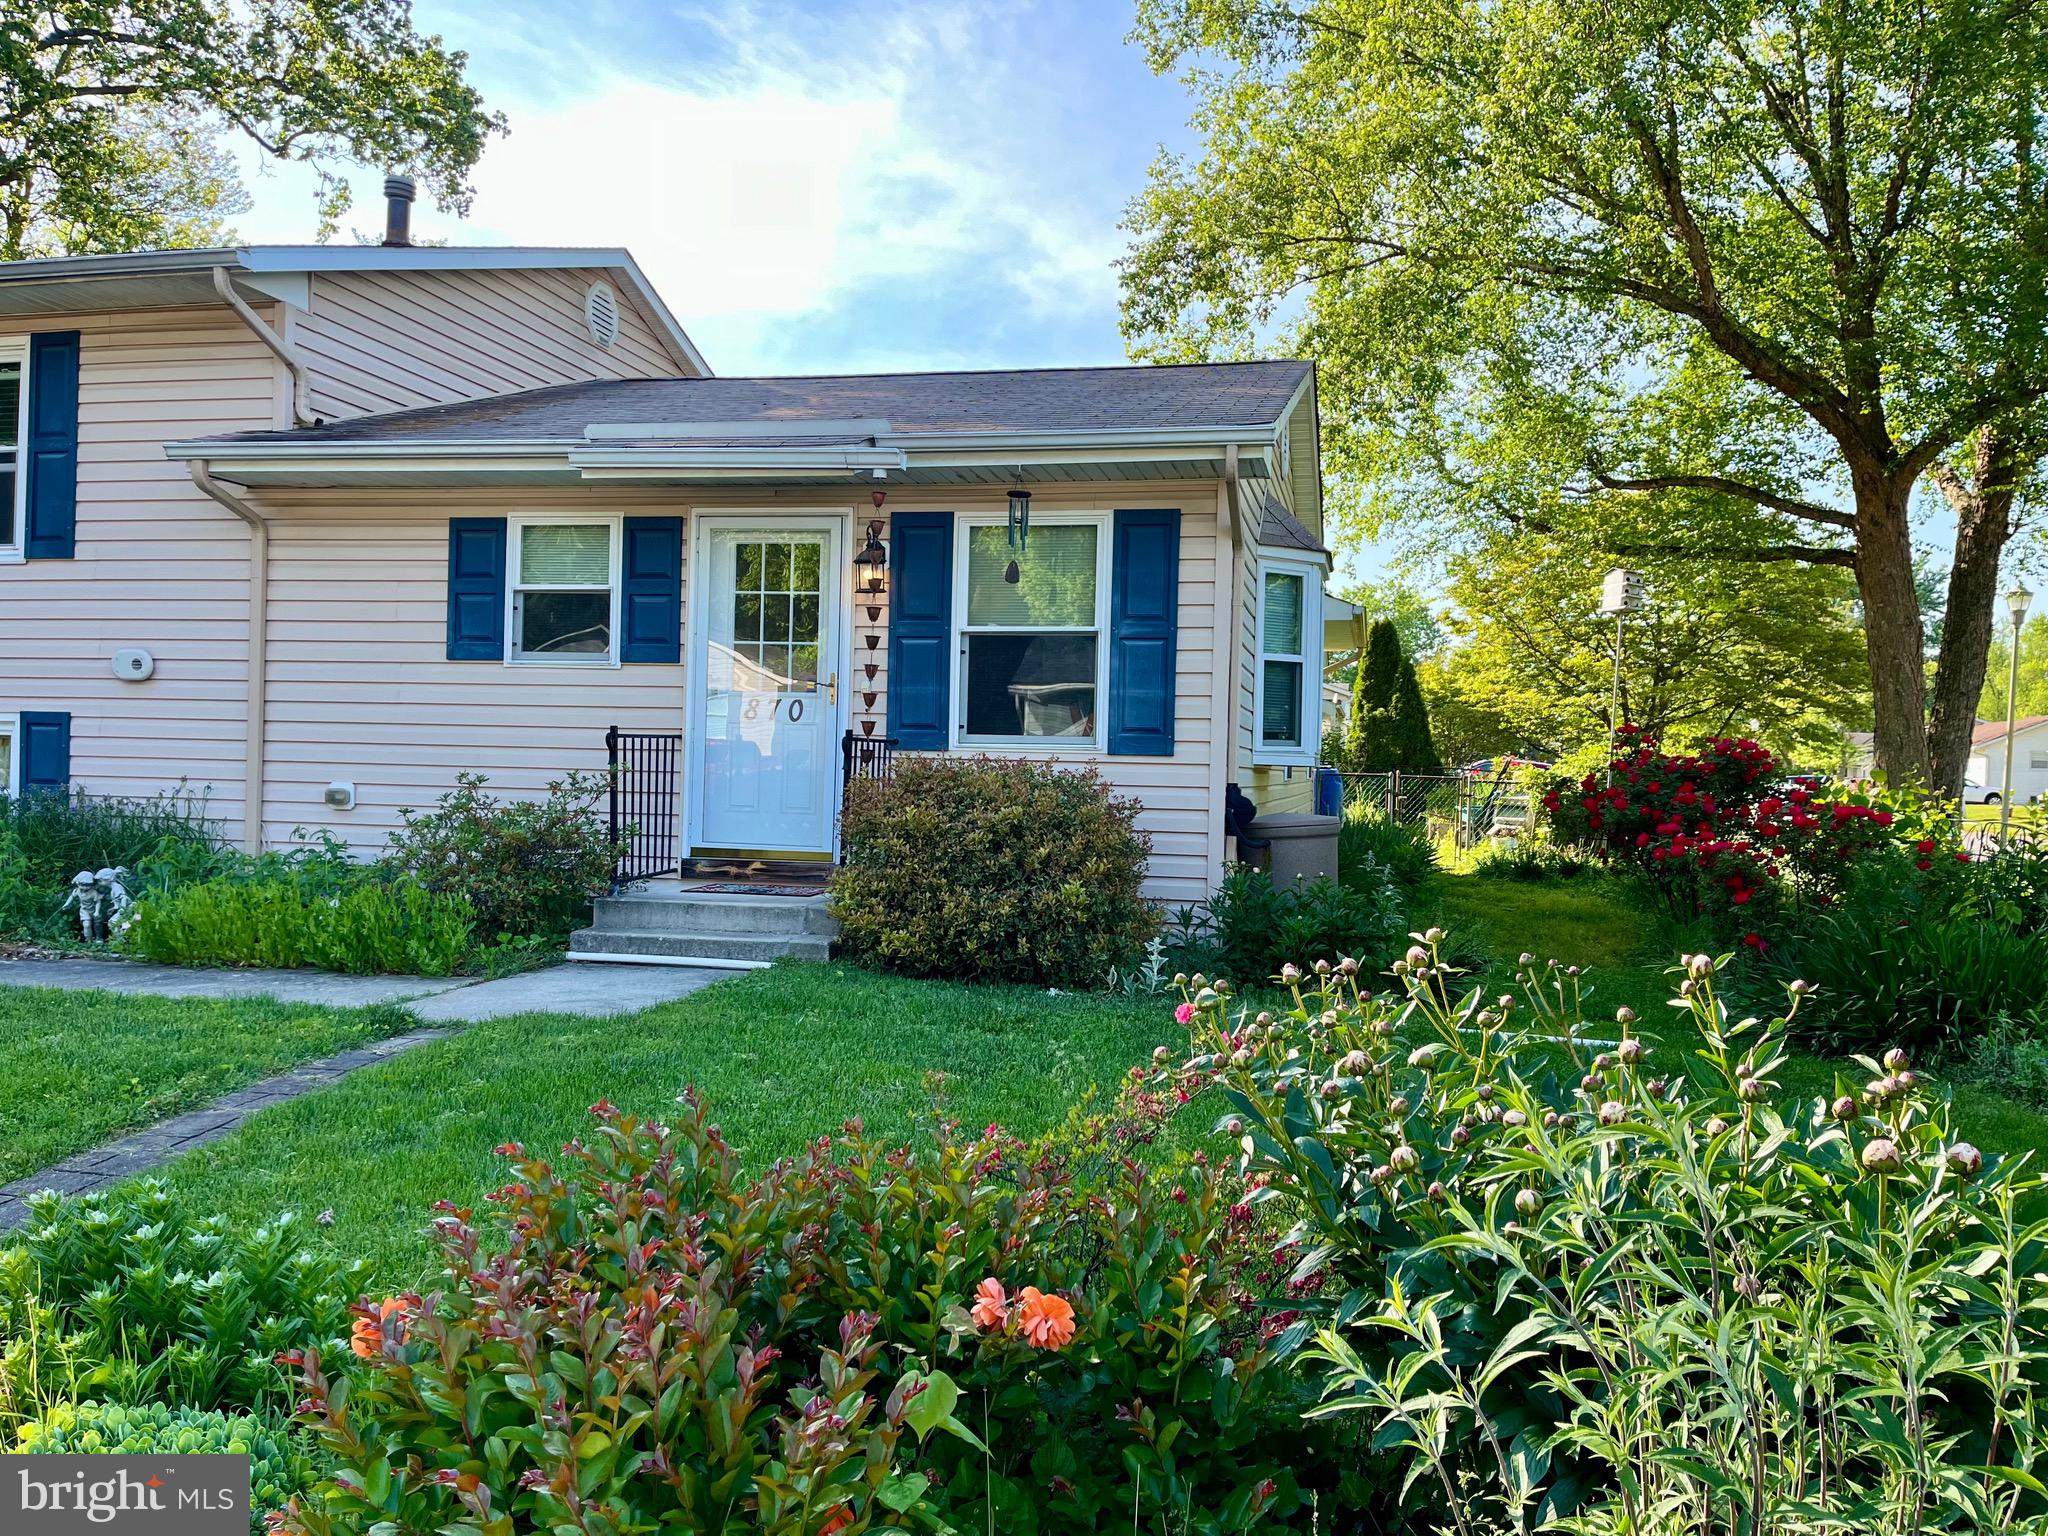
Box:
left=1436, top=536, right=1870, bottom=765
left=2, top=1, right=505, bottom=256
left=1122, top=0, right=2048, bottom=791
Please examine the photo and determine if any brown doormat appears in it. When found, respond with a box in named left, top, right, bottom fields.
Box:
left=686, top=882, right=827, bottom=896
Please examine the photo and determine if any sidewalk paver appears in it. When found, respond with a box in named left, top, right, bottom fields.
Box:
left=406, top=961, right=725, bottom=1022
left=0, top=957, right=468, bottom=1007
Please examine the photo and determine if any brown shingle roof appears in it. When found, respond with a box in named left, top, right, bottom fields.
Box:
left=1974, top=715, right=2048, bottom=745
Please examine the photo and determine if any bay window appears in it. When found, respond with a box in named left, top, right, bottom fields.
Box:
left=956, top=516, right=1107, bottom=745
left=1257, top=556, right=1321, bottom=763
left=509, top=519, right=618, bottom=663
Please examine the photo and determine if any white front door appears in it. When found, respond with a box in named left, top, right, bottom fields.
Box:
left=691, top=517, right=843, bottom=853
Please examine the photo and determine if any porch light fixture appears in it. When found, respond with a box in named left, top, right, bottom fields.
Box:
left=854, top=518, right=889, bottom=621
left=1005, top=484, right=1032, bottom=584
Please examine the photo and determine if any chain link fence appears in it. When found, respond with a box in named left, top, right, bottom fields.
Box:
left=1331, top=768, right=1539, bottom=850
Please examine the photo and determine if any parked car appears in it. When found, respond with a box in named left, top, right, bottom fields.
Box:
left=1962, top=779, right=2003, bottom=805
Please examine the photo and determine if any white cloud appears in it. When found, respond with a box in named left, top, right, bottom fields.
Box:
left=228, top=0, right=1138, bottom=371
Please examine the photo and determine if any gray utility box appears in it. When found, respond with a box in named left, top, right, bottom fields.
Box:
left=1246, top=812, right=1342, bottom=886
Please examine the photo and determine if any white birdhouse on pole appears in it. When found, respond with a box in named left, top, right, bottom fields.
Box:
left=1599, top=568, right=1646, bottom=618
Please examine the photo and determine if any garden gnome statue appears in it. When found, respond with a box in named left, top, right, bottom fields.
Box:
left=97, top=867, right=133, bottom=937
left=63, top=870, right=105, bottom=942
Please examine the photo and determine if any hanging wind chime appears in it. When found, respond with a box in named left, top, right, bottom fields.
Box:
left=1004, top=482, right=1031, bottom=584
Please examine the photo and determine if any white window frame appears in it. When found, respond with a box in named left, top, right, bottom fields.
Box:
left=504, top=513, right=623, bottom=667
left=0, top=711, right=17, bottom=796
left=2031, top=747, right=2048, bottom=772
left=0, top=336, right=27, bottom=564
left=1255, top=553, right=1323, bottom=767
left=951, top=508, right=1112, bottom=753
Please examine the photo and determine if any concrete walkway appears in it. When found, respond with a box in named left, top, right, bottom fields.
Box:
left=0, top=957, right=732, bottom=1231
left=0, top=955, right=727, bottom=1018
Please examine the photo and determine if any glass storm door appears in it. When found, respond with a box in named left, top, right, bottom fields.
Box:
left=695, top=521, right=841, bottom=852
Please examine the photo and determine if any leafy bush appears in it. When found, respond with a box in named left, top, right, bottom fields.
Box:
left=0, top=1185, right=365, bottom=1437
left=385, top=770, right=619, bottom=945
left=0, top=789, right=219, bottom=941
left=833, top=755, right=1155, bottom=985
left=17, top=1401, right=317, bottom=1534
left=123, top=870, right=473, bottom=975
left=1339, top=802, right=1436, bottom=888
left=1757, top=897, right=2048, bottom=1059
left=1166, top=863, right=1406, bottom=987
left=1957, top=1019, right=2048, bottom=1111
left=275, top=1089, right=1350, bottom=1536
left=1468, top=833, right=1594, bottom=882
left=1158, top=941, right=2048, bottom=1534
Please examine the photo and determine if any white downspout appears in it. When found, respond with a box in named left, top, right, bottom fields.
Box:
left=1218, top=444, right=1243, bottom=870
left=188, top=460, right=268, bottom=853
left=213, top=266, right=315, bottom=428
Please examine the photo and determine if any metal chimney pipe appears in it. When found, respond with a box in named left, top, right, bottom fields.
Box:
left=382, top=174, right=416, bottom=247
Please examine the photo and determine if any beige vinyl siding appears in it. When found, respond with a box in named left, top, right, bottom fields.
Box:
left=293, top=266, right=688, bottom=420
left=0, top=306, right=279, bottom=833
left=260, top=488, right=686, bottom=849
left=1285, top=380, right=1322, bottom=541
left=249, top=481, right=1224, bottom=903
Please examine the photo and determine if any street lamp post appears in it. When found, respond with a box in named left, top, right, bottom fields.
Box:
left=1999, top=582, right=2033, bottom=843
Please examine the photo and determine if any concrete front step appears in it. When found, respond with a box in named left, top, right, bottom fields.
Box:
left=566, top=927, right=834, bottom=969
left=592, top=891, right=836, bottom=936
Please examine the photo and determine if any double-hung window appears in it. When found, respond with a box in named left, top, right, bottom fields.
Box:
left=0, top=712, right=15, bottom=797
left=0, top=338, right=24, bottom=562
left=1257, top=557, right=1320, bottom=763
left=957, top=515, right=1107, bottom=745
left=509, top=519, right=619, bottom=663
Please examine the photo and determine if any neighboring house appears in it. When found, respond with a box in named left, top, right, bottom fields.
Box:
left=0, top=182, right=1332, bottom=917
left=1968, top=716, right=2048, bottom=803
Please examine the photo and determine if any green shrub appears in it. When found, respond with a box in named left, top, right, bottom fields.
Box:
left=385, top=770, right=618, bottom=944
left=1469, top=833, right=1595, bottom=882
left=122, top=870, right=473, bottom=975
left=0, top=1184, right=365, bottom=1437
left=0, top=787, right=218, bottom=892
left=275, top=1089, right=1351, bottom=1536
left=1165, top=863, right=1406, bottom=985
left=1957, top=1020, right=2048, bottom=1111
left=1756, top=897, right=2048, bottom=1059
left=1338, top=803, right=1436, bottom=888
left=1160, top=941, right=2048, bottom=1534
left=832, top=755, right=1155, bottom=984
left=17, top=1401, right=317, bottom=1534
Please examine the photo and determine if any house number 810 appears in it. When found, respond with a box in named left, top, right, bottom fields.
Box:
left=740, top=697, right=804, bottom=722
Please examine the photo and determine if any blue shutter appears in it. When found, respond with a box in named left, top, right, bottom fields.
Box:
left=446, top=517, right=507, bottom=660
left=1108, top=508, right=1181, bottom=756
left=24, top=331, right=80, bottom=560
left=20, top=711, right=71, bottom=794
left=620, top=516, right=683, bottom=663
left=887, top=511, right=953, bottom=749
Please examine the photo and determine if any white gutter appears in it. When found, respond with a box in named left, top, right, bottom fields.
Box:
left=570, top=445, right=907, bottom=472
left=213, top=267, right=314, bottom=428
left=186, top=461, right=268, bottom=853
left=1216, top=445, right=1242, bottom=871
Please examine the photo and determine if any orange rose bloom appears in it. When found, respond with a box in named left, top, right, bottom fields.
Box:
left=1016, top=1286, right=1076, bottom=1350
left=970, top=1277, right=1009, bottom=1331
left=350, top=1297, right=406, bottom=1359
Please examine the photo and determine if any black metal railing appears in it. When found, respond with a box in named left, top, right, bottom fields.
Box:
left=606, top=727, right=683, bottom=886
left=842, top=730, right=899, bottom=785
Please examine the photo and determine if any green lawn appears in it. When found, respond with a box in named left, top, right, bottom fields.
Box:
left=1418, top=871, right=2048, bottom=1160
left=0, top=988, right=417, bottom=1183
left=146, top=964, right=1173, bottom=1283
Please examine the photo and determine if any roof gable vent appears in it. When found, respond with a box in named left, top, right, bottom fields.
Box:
left=585, top=281, right=621, bottom=349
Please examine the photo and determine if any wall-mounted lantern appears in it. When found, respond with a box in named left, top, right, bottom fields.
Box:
left=854, top=517, right=888, bottom=623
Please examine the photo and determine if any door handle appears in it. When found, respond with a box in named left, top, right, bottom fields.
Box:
left=826, top=671, right=838, bottom=705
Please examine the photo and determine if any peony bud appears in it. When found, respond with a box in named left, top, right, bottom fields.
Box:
left=1882, top=1047, right=1909, bottom=1073
left=1831, top=1096, right=1858, bottom=1122
left=1615, top=1006, right=1637, bottom=1026
left=1598, top=1101, right=1626, bottom=1126
left=1389, top=1144, right=1420, bottom=1173
left=1427, top=1180, right=1448, bottom=1201
left=1861, top=1138, right=1903, bottom=1174
left=1945, top=1142, right=1983, bottom=1178
left=1514, top=1188, right=1542, bottom=1219
left=1451, top=1126, right=1471, bottom=1147
left=1225, top=1117, right=1244, bottom=1136
left=1389, top=1095, right=1410, bottom=1115
left=1705, top=1117, right=1730, bottom=1137
left=1502, top=1108, right=1528, bottom=1128
left=1616, top=1038, right=1645, bottom=1066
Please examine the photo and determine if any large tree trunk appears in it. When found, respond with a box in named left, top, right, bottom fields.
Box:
left=1852, top=465, right=1935, bottom=784
left=1927, top=427, right=2029, bottom=795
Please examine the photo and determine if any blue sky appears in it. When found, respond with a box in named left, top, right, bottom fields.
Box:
left=232, top=0, right=1199, bottom=378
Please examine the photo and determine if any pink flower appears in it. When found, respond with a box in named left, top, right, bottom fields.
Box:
left=1174, top=1002, right=1195, bottom=1025
left=970, top=1278, right=1008, bottom=1331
